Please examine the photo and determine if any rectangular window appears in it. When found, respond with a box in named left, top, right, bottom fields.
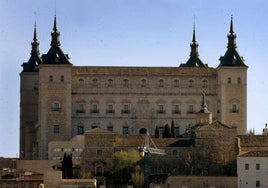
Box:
left=157, top=105, right=165, bottom=114
left=53, top=102, right=60, bottom=111
left=33, top=80, right=38, bottom=90
left=256, top=163, right=260, bottom=170
left=188, top=105, right=194, bottom=114
left=173, top=105, right=181, bottom=114
left=77, top=104, right=85, bottom=113
left=158, top=126, right=164, bottom=136
left=77, top=126, right=84, bottom=135
left=49, top=75, right=53, bottom=82
left=53, top=125, right=60, bottom=134
left=123, top=126, right=129, bottom=135
left=106, top=104, right=114, bottom=113
left=256, top=180, right=260, bottom=187
left=91, top=104, right=99, bottom=113
left=245, top=163, right=249, bottom=170
left=122, top=104, right=130, bottom=114
left=231, top=104, right=238, bottom=113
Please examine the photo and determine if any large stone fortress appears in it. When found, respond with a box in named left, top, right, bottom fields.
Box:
left=20, top=16, right=247, bottom=160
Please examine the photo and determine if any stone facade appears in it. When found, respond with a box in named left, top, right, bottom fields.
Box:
left=20, top=17, right=247, bottom=159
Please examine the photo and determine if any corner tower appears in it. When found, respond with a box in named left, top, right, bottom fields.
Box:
left=38, top=15, right=73, bottom=159
left=20, top=21, right=42, bottom=159
left=217, top=16, right=248, bottom=134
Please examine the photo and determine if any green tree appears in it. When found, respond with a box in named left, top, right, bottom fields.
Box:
left=109, top=149, right=142, bottom=186
left=162, top=124, right=171, bottom=138
left=171, top=120, right=175, bottom=138
left=154, top=126, right=160, bottom=138
left=61, top=153, right=73, bottom=179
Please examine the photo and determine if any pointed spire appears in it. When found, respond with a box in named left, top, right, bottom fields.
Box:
left=190, top=23, right=199, bottom=57
left=31, top=20, right=40, bottom=56
left=51, top=14, right=61, bottom=47
left=192, top=23, right=196, bottom=43
left=229, top=15, right=234, bottom=34
left=227, top=15, right=237, bottom=49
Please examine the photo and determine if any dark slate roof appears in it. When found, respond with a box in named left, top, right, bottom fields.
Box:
left=180, top=56, right=208, bottom=68
left=41, top=45, right=71, bottom=64
left=22, top=55, right=42, bottom=72
left=219, top=48, right=246, bottom=67
left=41, top=16, right=71, bottom=65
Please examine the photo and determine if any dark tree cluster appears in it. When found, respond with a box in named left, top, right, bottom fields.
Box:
left=62, top=153, right=73, bottom=179
left=155, top=120, right=176, bottom=138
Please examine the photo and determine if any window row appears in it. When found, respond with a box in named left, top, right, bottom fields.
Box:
left=245, top=163, right=260, bottom=170
left=75, top=124, right=180, bottom=137
left=49, top=75, right=65, bottom=82
left=78, top=78, right=210, bottom=88
left=227, top=77, right=242, bottom=84
left=52, top=101, right=239, bottom=114
left=52, top=156, right=81, bottom=161
left=53, top=147, right=83, bottom=152
left=75, top=104, right=196, bottom=115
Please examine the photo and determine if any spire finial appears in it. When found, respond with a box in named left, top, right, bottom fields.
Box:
left=192, top=21, right=196, bottom=43
left=227, top=15, right=237, bottom=48
left=190, top=20, right=199, bottom=57
left=31, top=16, right=40, bottom=56
left=230, top=15, right=234, bottom=34
left=51, top=14, right=61, bottom=47
left=53, top=14, right=58, bottom=32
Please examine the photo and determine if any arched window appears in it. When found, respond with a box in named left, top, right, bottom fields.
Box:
left=139, top=128, right=147, bottom=134
left=92, top=78, right=98, bottom=86
left=79, top=78, right=84, bottom=85
left=174, top=79, right=179, bottom=87
left=159, top=79, right=164, bottom=87
left=141, top=79, right=147, bottom=87
left=202, top=79, right=208, bottom=88
left=108, top=79, right=114, bottom=87
left=95, top=166, right=104, bottom=177
left=123, top=79, right=129, bottom=87
left=60, top=75, right=64, bottom=82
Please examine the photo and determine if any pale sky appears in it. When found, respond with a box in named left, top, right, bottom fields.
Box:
left=1, top=0, right=268, bottom=157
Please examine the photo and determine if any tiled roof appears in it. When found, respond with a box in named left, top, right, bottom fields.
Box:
left=72, top=66, right=216, bottom=76
left=239, top=150, right=268, bottom=157
left=196, top=121, right=233, bottom=131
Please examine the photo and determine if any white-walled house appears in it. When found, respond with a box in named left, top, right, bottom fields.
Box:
left=237, top=150, right=268, bottom=188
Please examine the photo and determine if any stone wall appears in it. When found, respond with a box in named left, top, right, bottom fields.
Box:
left=165, top=175, right=237, bottom=188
